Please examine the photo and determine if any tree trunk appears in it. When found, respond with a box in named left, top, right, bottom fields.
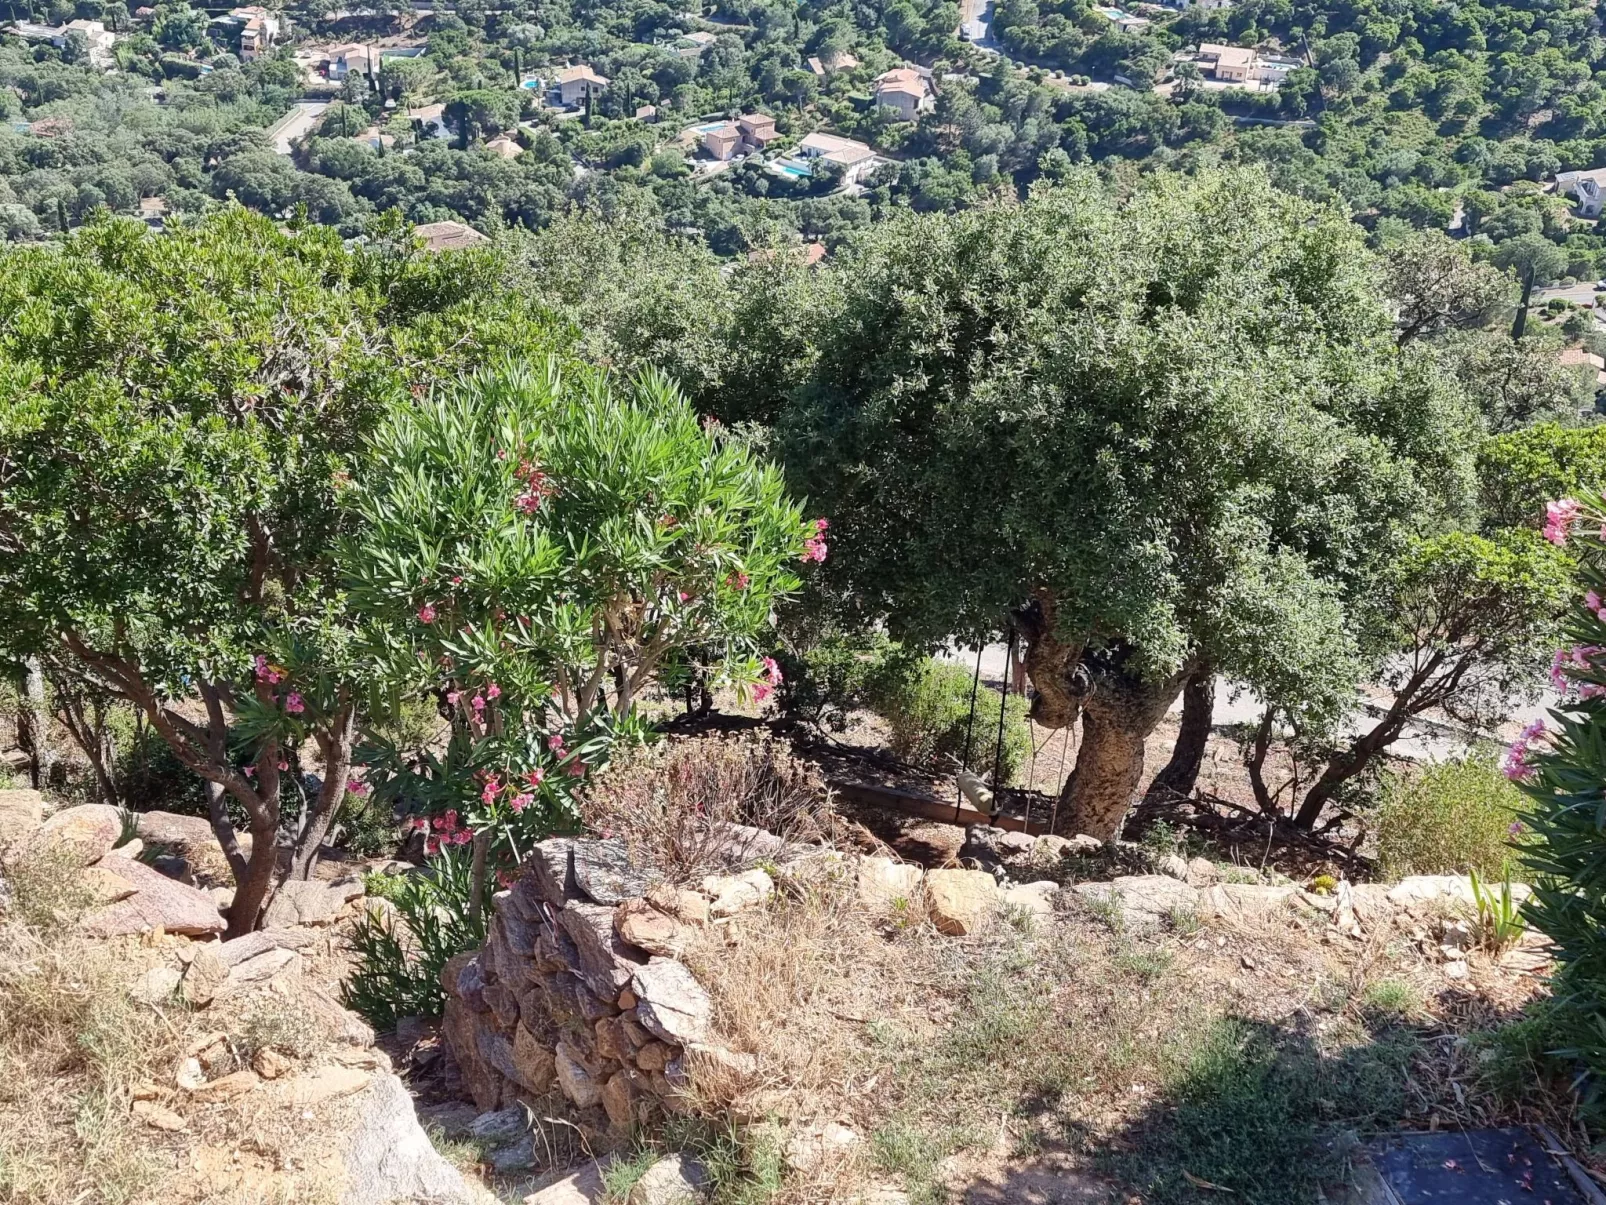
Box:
left=1012, top=589, right=1087, bottom=729
left=1057, top=666, right=1191, bottom=841
left=1144, top=668, right=1214, bottom=803
left=1512, top=272, right=1534, bottom=340
left=288, top=703, right=355, bottom=882
left=226, top=820, right=279, bottom=939
left=1292, top=710, right=1409, bottom=830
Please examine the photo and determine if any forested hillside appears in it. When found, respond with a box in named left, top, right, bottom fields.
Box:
left=0, top=0, right=1603, bottom=282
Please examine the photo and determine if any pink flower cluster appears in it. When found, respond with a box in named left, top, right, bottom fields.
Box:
left=802, top=518, right=829, bottom=563
left=253, top=654, right=285, bottom=685
left=448, top=682, right=502, bottom=717
left=405, top=810, right=473, bottom=855
left=753, top=655, right=783, bottom=703
left=1544, top=498, right=1581, bottom=546
left=418, top=603, right=438, bottom=624
left=1550, top=643, right=1606, bottom=697
left=284, top=692, right=304, bottom=715
left=514, top=458, right=557, bottom=515
left=347, top=777, right=370, bottom=797
left=1501, top=719, right=1547, bottom=782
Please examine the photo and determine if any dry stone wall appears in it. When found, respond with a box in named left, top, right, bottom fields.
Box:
left=441, top=835, right=770, bottom=1130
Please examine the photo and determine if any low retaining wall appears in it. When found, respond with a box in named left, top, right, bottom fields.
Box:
left=441, top=835, right=765, bottom=1130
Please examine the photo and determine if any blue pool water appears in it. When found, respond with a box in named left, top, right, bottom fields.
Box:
left=774, top=161, right=811, bottom=178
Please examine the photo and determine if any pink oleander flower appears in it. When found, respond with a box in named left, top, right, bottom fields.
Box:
left=510, top=792, right=534, bottom=813
left=728, top=571, right=750, bottom=590
left=481, top=781, right=500, bottom=806
left=1544, top=498, right=1581, bottom=546
left=253, top=653, right=269, bottom=678
left=347, top=780, right=369, bottom=796
left=471, top=694, right=486, bottom=713
left=547, top=734, right=565, bottom=751
left=443, top=808, right=459, bottom=829
left=425, top=836, right=441, bottom=855
left=446, top=690, right=461, bottom=707
left=486, top=683, right=501, bottom=700
left=277, top=759, right=288, bottom=771
left=568, top=760, right=587, bottom=777
left=801, top=536, right=827, bottom=563
left=677, top=590, right=691, bottom=603
left=243, top=764, right=256, bottom=777
left=753, top=682, right=773, bottom=703
left=418, top=603, right=438, bottom=624
left=761, top=656, right=783, bottom=686
left=525, top=768, right=546, bottom=787
left=453, top=829, right=472, bottom=845
left=284, top=692, right=304, bottom=715
left=814, top=518, right=829, bottom=534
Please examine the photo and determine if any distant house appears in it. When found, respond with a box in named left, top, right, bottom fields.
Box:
left=413, top=220, right=489, bottom=252
left=796, top=130, right=877, bottom=184
left=216, top=6, right=280, bottom=60
left=553, top=64, right=608, bottom=108
left=485, top=134, right=523, bottom=158
left=1195, top=42, right=1295, bottom=88
left=137, top=196, right=168, bottom=228
left=700, top=113, right=780, bottom=161
left=16, top=18, right=120, bottom=65
left=1557, top=168, right=1606, bottom=219
left=635, top=104, right=659, bottom=122
left=1095, top=6, right=1150, bottom=31
left=701, top=124, right=743, bottom=160
left=353, top=126, right=396, bottom=151
left=738, top=113, right=778, bottom=145
left=748, top=242, right=828, bottom=266
left=677, top=29, right=717, bottom=56
left=808, top=50, right=860, bottom=75
left=408, top=103, right=450, bottom=141
left=1561, top=348, right=1606, bottom=387
left=327, top=43, right=372, bottom=82
left=873, top=66, right=933, bottom=120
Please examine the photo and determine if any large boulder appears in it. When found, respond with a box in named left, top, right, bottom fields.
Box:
left=262, top=877, right=365, bottom=928
left=81, top=854, right=226, bottom=937
left=339, top=1072, right=481, bottom=1205
left=856, top=856, right=923, bottom=911
left=0, top=788, right=43, bottom=850
left=614, top=898, right=687, bottom=958
left=925, top=868, right=1001, bottom=936
left=629, top=1153, right=708, bottom=1205
left=19, top=803, right=121, bottom=867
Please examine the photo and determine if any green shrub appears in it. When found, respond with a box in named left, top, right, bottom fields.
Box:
left=776, top=628, right=910, bottom=732
left=868, top=657, right=1030, bottom=785
left=1376, top=755, right=1523, bottom=879
left=341, top=846, right=489, bottom=1032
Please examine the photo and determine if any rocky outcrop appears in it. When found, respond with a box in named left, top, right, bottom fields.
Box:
left=440, top=836, right=755, bottom=1128
left=340, top=1072, right=481, bottom=1205
left=83, top=853, right=227, bottom=938
left=19, top=803, right=122, bottom=867
left=0, top=788, right=43, bottom=850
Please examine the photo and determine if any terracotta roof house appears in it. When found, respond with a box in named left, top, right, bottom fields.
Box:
left=553, top=64, right=609, bottom=107
left=485, top=134, right=523, bottom=158
left=873, top=66, right=933, bottom=120
left=1560, top=347, right=1606, bottom=387
left=413, top=220, right=489, bottom=252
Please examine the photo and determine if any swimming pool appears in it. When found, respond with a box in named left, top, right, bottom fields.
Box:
left=519, top=78, right=543, bottom=90
left=773, top=160, right=811, bottom=178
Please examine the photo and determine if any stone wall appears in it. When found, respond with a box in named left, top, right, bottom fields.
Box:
left=441, top=834, right=770, bottom=1131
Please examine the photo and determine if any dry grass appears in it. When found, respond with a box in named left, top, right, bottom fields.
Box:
left=0, top=851, right=379, bottom=1205
left=582, top=734, right=839, bottom=885
left=675, top=867, right=1577, bottom=1205
left=0, top=917, right=178, bottom=1203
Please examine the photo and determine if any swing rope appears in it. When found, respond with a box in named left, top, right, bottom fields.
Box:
left=954, top=641, right=985, bottom=823
left=990, top=625, right=1017, bottom=820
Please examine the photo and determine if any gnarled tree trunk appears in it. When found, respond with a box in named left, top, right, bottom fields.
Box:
left=1144, top=668, right=1214, bottom=804
left=1012, top=589, right=1088, bottom=729
left=1057, top=664, right=1193, bottom=841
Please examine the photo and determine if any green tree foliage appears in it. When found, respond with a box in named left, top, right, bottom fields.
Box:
left=0, top=208, right=549, bottom=934
left=733, top=168, right=1478, bottom=838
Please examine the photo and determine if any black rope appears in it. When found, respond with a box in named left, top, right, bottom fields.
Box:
left=955, top=642, right=984, bottom=822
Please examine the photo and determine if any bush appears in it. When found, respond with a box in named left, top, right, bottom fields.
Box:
left=868, top=657, right=1030, bottom=785
left=341, top=846, right=489, bottom=1031
left=580, top=733, right=836, bottom=884
left=1376, top=755, right=1524, bottom=879
left=776, top=628, right=910, bottom=732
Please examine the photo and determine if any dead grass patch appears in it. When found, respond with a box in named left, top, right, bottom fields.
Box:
left=678, top=875, right=1574, bottom=1204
